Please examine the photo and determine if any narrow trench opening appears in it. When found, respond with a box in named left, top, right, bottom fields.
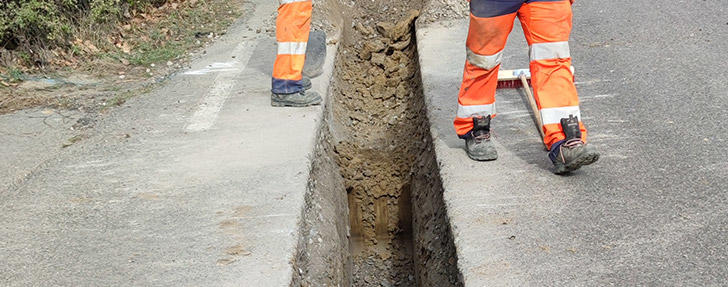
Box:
left=291, top=1, right=463, bottom=286
left=329, top=3, right=426, bottom=286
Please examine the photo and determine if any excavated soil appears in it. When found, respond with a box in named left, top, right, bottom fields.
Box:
left=291, top=0, right=463, bottom=286
left=330, top=4, right=425, bottom=287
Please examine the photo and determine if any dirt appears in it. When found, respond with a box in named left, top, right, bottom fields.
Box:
left=303, top=0, right=463, bottom=285
left=349, top=236, right=416, bottom=286
left=0, top=0, right=246, bottom=116
left=331, top=2, right=421, bottom=240
left=311, top=0, right=345, bottom=37
left=291, top=122, right=351, bottom=287
left=324, top=3, right=424, bottom=287
left=420, top=0, right=469, bottom=24
left=410, top=134, right=464, bottom=286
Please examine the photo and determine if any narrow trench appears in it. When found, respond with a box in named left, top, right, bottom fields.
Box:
left=331, top=8, right=425, bottom=287
left=291, top=1, right=463, bottom=286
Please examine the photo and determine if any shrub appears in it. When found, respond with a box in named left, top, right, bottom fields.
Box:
left=0, top=0, right=167, bottom=49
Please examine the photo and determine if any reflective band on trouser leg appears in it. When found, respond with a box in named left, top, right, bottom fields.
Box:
left=518, top=0, right=585, bottom=149
left=457, top=103, right=496, bottom=119
left=540, top=106, right=585, bottom=148
left=455, top=104, right=495, bottom=138
left=467, top=48, right=504, bottom=70
left=271, top=0, right=312, bottom=94
left=540, top=106, right=580, bottom=126
left=454, top=61, right=500, bottom=138
left=530, top=41, right=570, bottom=61
left=454, top=8, right=517, bottom=138
left=277, top=42, right=308, bottom=55
left=532, top=59, right=586, bottom=148
left=455, top=103, right=496, bottom=137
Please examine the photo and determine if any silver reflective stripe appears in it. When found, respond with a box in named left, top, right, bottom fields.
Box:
left=466, top=48, right=503, bottom=70
left=457, top=103, right=495, bottom=118
left=530, top=41, right=570, bottom=61
left=279, top=0, right=308, bottom=4
left=540, top=106, right=581, bottom=125
left=277, top=42, right=308, bottom=55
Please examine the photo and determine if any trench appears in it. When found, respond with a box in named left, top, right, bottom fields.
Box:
left=291, top=1, right=463, bottom=286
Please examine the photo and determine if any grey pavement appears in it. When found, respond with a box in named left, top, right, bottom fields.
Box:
left=416, top=1, right=727, bottom=285
left=0, top=0, right=337, bottom=285
left=0, top=109, right=83, bottom=192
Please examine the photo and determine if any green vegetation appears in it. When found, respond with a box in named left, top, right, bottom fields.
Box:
left=0, top=0, right=241, bottom=113
left=8, top=67, right=24, bottom=81
left=1, top=0, right=162, bottom=48
left=1, top=0, right=239, bottom=68
left=128, top=43, right=184, bottom=66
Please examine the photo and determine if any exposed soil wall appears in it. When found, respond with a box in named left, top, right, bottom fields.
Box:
left=290, top=117, right=351, bottom=287
left=410, top=134, right=464, bottom=286
left=291, top=0, right=463, bottom=286
left=327, top=5, right=424, bottom=287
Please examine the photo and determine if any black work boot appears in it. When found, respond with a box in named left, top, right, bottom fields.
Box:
left=271, top=90, right=322, bottom=107
left=549, top=115, right=600, bottom=174
left=465, top=115, right=498, bottom=161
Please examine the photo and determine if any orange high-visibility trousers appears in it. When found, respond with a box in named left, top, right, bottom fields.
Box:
left=455, top=0, right=587, bottom=150
left=272, top=0, right=312, bottom=94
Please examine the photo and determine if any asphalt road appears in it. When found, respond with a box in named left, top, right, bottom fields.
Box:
left=418, top=0, right=727, bottom=285
left=566, top=1, right=728, bottom=282
left=567, top=0, right=728, bottom=282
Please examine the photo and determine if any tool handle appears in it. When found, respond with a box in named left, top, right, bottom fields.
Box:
left=520, top=73, right=546, bottom=142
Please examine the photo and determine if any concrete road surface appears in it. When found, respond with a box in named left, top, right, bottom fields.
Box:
left=0, top=0, right=337, bottom=285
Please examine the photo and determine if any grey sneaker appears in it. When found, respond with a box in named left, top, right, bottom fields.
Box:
left=549, top=115, right=599, bottom=174
left=271, top=90, right=322, bottom=107
left=465, top=115, right=498, bottom=161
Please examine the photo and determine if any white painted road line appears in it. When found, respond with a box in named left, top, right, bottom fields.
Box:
left=186, top=41, right=257, bottom=132
left=183, top=62, right=241, bottom=75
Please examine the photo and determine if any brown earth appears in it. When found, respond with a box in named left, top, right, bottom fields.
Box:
left=0, top=0, right=245, bottom=116
left=324, top=1, right=455, bottom=285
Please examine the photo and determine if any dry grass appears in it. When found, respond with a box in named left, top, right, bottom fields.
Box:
left=0, top=0, right=245, bottom=114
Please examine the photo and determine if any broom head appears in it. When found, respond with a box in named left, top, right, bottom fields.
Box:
left=496, top=67, right=575, bottom=89
left=497, top=69, right=530, bottom=89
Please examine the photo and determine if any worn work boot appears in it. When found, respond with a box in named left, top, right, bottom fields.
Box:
left=549, top=115, right=600, bottom=174
left=465, top=115, right=498, bottom=161
left=271, top=90, right=322, bottom=107
left=301, top=77, right=312, bottom=91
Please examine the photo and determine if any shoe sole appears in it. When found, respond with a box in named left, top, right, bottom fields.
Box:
left=467, top=151, right=498, bottom=161
left=271, top=98, right=322, bottom=107
left=554, top=151, right=600, bottom=175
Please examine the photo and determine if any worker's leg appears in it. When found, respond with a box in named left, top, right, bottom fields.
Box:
left=272, top=0, right=312, bottom=95
left=518, top=0, right=586, bottom=149
left=519, top=0, right=598, bottom=174
left=453, top=0, right=520, bottom=138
